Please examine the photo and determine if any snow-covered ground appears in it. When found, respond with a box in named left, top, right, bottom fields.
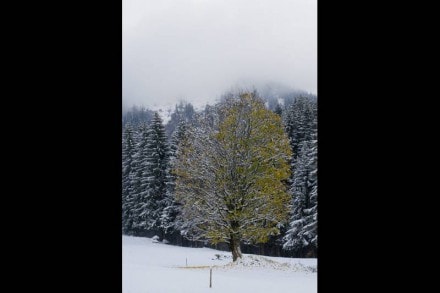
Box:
left=123, top=235, right=317, bottom=293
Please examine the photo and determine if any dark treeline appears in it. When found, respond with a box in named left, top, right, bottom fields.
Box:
left=122, top=90, right=317, bottom=258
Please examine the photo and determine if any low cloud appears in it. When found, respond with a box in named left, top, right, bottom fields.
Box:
left=123, top=0, right=317, bottom=108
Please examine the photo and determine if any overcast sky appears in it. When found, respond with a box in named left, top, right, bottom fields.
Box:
left=123, top=0, right=316, bottom=109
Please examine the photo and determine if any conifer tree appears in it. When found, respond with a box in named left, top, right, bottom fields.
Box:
left=137, top=113, right=170, bottom=237
left=283, top=137, right=317, bottom=256
left=130, top=122, right=149, bottom=232
left=161, top=120, right=186, bottom=237
left=122, top=124, right=136, bottom=234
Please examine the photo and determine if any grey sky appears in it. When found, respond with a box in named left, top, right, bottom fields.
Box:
left=123, top=0, right=317, bottom=109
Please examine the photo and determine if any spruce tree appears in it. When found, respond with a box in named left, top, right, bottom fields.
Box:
left=137, top=112, right=170, bottom=238
left=122, top=124, right=136, bottom=234
left=283, top=136, right=317, bottom=256
left=130, top=122, right=149, bottom=233
left=303, top=122, right=317, bottom=254
left=281, top=96, right=317, bottom=257
left=161, top=120, right=186, bottom=239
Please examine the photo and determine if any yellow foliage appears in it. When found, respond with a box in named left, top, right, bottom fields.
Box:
left=174, top=92, right=291, bottom=245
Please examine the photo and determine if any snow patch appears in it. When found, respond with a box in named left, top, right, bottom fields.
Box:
left=222, top=255, right=317, bottom=273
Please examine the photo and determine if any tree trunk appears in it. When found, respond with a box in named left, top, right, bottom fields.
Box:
left=160, top=229, right=164, bottom=242
left=259, top=243, right=265, bottom=255
left=229, top=237, right=242, bottom=261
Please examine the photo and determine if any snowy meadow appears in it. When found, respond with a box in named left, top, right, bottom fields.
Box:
left=123, top=236, right=317, bottom=293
